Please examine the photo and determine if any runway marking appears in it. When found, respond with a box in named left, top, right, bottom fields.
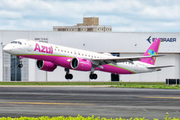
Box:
left=141, top=96, right=180, bottom=99
left=0, top=102, right=94, bottom=105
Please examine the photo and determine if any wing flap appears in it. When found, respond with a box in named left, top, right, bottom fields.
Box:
left=92, top=54, right=165, bottom=63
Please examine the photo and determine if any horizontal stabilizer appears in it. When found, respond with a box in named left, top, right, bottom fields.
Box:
left=151, top=54, right=165, bottom=57
left=147, top=65, right=174, bottom=69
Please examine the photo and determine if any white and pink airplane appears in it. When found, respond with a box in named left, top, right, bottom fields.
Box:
left=3, top=38, right=173, bottom=80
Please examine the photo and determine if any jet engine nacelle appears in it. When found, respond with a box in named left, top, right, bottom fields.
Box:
left=36, top=60, right=57, bottom=72
left=70, top=58, right=92, bottom=71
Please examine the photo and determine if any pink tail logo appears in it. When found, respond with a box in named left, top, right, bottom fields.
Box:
left=140, top=39, right=161, bottom=65
left=148, top=49, right=157, bottom=63
left=34, top=43, right=53, bottom=54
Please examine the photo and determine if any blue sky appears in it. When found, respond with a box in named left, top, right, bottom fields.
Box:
left=0, top=0, right=180, bottom=32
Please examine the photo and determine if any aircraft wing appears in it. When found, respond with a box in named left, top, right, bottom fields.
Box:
left=91, top=54, right=165, bottom=66
left=147, top=65, right=174, bottom=69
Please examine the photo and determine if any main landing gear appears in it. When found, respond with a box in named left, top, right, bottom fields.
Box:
left=65, top=68, right=73, bottom=79
left=89, top=73, right=97, bottom=79
left=89, top=68, right=97, bottom=80
left=18, top=58, right=23, bottom=68
left=64, top=69, right=98, bottom=80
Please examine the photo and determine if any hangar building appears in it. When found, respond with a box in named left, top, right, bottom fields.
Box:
left=0, top=30, right=179, bottom=82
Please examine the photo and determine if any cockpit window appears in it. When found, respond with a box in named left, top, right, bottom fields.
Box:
left=11, top=41, right=17, bottom=44
left=11, top=41, right=22, bottom=45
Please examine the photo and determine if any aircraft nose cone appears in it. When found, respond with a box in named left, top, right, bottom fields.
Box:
left=3, top=45, right=11, bottom=53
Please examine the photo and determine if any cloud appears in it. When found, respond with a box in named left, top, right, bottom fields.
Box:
left=0, top=0, right=180, bottom=32
left=0, top=10, right=23, bottom=19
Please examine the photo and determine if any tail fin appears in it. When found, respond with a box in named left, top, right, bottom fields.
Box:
left=140, top=38, right=161, bottom=65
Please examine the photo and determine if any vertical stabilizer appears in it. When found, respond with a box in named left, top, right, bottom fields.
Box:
left=140, top=39, right=161, bottom=65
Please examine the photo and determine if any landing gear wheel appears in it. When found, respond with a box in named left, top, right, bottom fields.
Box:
left=89, top=73, right=97, bottom=79
left=18, top=59, right=23, bottom=68
left=18, top=64, right=23, bottom=68
left=65, top=74, right=73, bottom=79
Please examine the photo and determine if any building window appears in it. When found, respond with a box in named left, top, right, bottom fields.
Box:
left=111, top=53, right=120, bottom=57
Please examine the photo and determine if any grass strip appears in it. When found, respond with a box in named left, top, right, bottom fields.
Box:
left=0, top=115, right=179, bottom=120
left=0, top=82, right=179, bottom=89
left=0, top=82, right=164, bottom=86
left=113, top=82, right=180, bottom=89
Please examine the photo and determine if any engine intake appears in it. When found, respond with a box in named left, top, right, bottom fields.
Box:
left=70, top=58, right=92, bottom=71
left=36, top=60, right=57, bottom=72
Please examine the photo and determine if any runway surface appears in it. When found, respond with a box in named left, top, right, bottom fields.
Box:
left=0, top=86, right=180, bottom=119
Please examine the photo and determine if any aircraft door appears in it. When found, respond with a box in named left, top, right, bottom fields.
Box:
left=28, top=42, right=33, bottom=52
left=134, top=64, right=138, bottom=71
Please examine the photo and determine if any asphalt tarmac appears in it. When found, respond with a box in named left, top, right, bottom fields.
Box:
left=0, top=86, right=180, bottom=119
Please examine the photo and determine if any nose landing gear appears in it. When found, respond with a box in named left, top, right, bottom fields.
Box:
left=18, top=59, right=23, bottom=68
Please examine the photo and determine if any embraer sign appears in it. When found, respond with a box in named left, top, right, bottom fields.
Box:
left=153, top=38, right=176, bottom=42
left=147, top=36, right=176, bottom=44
